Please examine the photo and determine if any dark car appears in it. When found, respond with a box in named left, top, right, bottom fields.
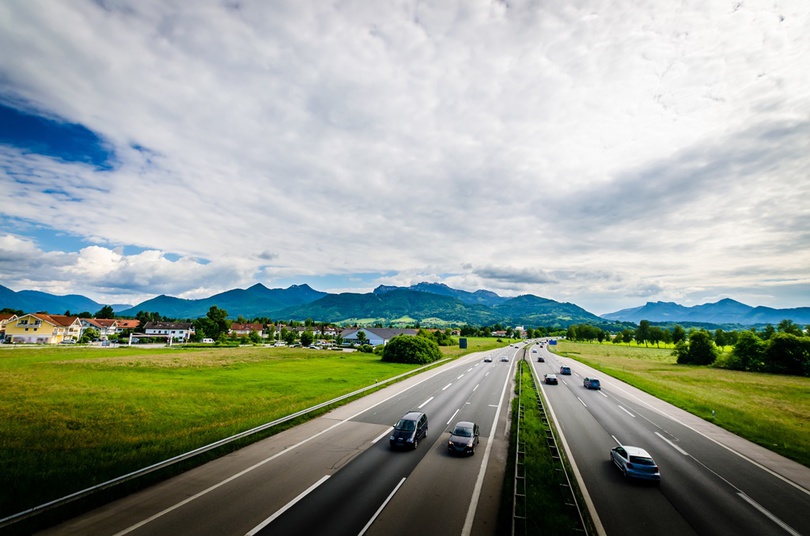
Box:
left=559, top=366, right=571, bottom=375
left=448, top=421, right=480, bottom=455
left=610, top=445, right=661, bottom=483
left=537, top=356, right=545, bottom=362
left=390, top=411, right=428, bottom=450
left=544, top=373, right=558, bottom=385
left=583, top=377, right=601, bottom=389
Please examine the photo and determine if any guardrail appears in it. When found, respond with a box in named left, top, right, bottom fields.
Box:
left=0, top=358, right=451, bottom=532
left=512, top=359, right=528, bottom=534
left=528, top=357, right=588, bottom=534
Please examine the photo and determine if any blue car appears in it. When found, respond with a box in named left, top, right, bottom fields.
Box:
left=583, top=377, right=601, bottom=389
left=610, top=446, right=661, bottom=483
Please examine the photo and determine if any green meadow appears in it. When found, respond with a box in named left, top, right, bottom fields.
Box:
left=555, top=341, right=810, bottom=467
left=0, top=338, right=504, bottom=519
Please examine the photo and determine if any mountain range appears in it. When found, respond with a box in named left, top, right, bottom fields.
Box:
left=1, top=283, right=808, bottom=328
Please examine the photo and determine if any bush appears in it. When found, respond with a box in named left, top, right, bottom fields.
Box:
left=382, top=335, right=442, bottom=364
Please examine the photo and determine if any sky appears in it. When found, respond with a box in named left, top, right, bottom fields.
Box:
left=1, top=0, right=809, bottom=316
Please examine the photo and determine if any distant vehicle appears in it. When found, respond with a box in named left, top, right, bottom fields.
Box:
left=484, top=356, right=492, bottom=362
left=544, top=373, right=558, bottom=385
left=583, top=377, right=601, bottom=390
left=390, top=411, right=428, bottom=450
left=537, top=356, right=545, bottom=362
left=560, top=366, right=571, bottom=375
left=610, top=446, right=660, bottom=483
left=447, top=421, right=479, bottom=455
left=202, top=338, right=214, bottom=343
left=532, top=349, right=537, bottom=353
left=500, top=356, right=509, bottom=362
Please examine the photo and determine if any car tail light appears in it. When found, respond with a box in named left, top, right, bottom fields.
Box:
left=626, top=462, right=634, bottom=469
left=652, top=466, right=658, bottom=472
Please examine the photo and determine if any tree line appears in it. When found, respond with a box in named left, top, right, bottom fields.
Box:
left=565, top=319, right=810, bottom=377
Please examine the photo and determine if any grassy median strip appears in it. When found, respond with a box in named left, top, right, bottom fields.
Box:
left=0, top=339, right=505, bottom=521
left=556, top=341, right=810, bottom=467
left=500, top=359, right=588, bottom=535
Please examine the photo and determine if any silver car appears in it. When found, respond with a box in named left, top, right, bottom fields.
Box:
left=610, top=445, right=661, bottom=483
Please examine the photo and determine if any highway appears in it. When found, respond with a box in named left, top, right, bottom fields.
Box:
left=532, top=342, right=810, bottom=536
left=39, top=347, right=520, bottom=536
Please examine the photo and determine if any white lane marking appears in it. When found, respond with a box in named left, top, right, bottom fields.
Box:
left=618, top=405, right=635, bottom=418
left=113, top=361, right=457, bottom=534
left=599, top=391, right=608, bottom=398
left=457, top=374, right=465, bottom=379
left=442, top=383, right=452, bottom=391
left=245, top=475, right=330, bottom=536
left=655, top=432, right=689, bottom=455
left=418, top=396, right=434, bottom=409
left=358, top=478, right=406, bottom=536
left=461, top=349, right=514, bottom=536
left=447, top=408, right=460, bottom=426
left=611, top=435, right=622, bottom=445
left=604, top=382, right=810, bottom=498
left=738, top=492, right=803, bottom=536
left=473, top=383, right=479, bottom=391
left=577, top=397, right=587, bottom=408
left=372, top=427, right=394, bottom=445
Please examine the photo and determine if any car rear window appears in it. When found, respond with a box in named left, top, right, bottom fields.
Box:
left=453, top=427, right=472, bottom=437
left=629, top=456, right=655, bottom=465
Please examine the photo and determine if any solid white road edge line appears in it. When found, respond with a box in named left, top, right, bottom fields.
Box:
left=113, top=361, right=458, bottom=535
left=460, top=354, right=512, bottom=536
left=737, top=492, right=803, bottom=536
left=539, top=365, right=607, bottom=536
left=245, top=474, right=330, bottom=536
left=357, top=477, right=406, bottom=536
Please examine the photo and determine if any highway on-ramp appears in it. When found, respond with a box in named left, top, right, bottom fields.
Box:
left=532, top=342, right=810, bottom=536
left=39, top=347, right=520, bottom=536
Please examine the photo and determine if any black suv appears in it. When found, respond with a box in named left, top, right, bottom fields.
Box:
left=390, top=411, right=428, bottom=450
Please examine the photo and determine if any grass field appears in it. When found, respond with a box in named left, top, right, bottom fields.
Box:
left=555, top=341, right=810, bottom=467
left=0, top=338, right=506, bottom=519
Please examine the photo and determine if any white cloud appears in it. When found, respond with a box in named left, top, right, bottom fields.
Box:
left=1, top=0, right=809, bottom=315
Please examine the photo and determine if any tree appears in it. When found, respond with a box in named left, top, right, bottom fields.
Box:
left=95, top=305, right=115, bottom=319
left=636, top=320, right=651, bottom=347
left=674, top=330, right=719, bottom=365
left=764, top=333, right=810, bottom=376
left=300, top=330, right=315, bottom=347
left=672, top=325, right=687, bottom=345
left=777, top=319, right=803, bottom=337
left=356, top=330, right=368, bottom=346
left=206, top=306, right=230, bottom=340
left=382, top=335, right=442, bottom=364
left=728, top=330, right=765, bottom=371
left=81, top=328, right=100, bottom=343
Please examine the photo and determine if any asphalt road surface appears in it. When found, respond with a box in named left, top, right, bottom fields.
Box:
left=531, top=342, right=810, bottom=536
left=39, top=347, right=519, bottom=536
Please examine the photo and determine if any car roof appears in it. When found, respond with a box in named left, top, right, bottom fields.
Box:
left=401, top=411, right=424, bottom=420
left=622, top=446, right=653, bottom=457
left=454, top=421, right=475, bottom=428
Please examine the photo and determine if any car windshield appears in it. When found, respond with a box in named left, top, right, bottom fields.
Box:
left=395, top=419, right=416, bottom=431
left=629, top=456, right=655, bottom=465
left=452, top=426, right=472, bottom=437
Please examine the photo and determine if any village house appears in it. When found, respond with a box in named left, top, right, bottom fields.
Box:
left=4, top=313, right=83, bottom=344
left=142, top=321, right=195, bottom=342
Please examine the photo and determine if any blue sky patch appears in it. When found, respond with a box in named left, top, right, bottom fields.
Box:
left=0, top=102, right=116, bottom=170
